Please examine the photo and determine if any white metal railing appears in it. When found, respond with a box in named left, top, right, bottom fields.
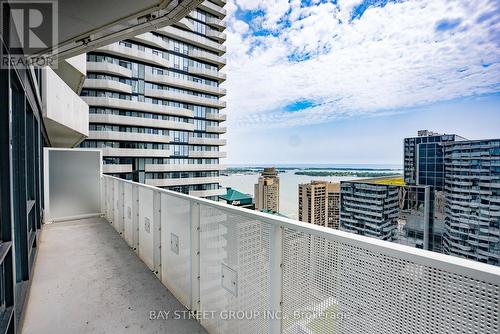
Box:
left=102, top=175, right=500, bottom=334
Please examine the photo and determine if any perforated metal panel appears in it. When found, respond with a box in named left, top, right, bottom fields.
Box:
left=281, top=228, right=499, bottom=334
left=160, top=194, right=192, bottom=308
left=199, top=204, right=271, bottom=334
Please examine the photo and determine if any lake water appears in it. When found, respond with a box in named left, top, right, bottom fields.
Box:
left=220, top=165, right=402, bottom=220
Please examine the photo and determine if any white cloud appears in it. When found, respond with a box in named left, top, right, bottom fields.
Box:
left=222, top=0, right=500, bottom=130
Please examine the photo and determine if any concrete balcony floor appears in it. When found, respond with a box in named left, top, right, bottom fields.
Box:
left=21, top=217, right=206, bottom=334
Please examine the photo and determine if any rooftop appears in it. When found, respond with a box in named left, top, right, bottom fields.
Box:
left=219, top=187, right=252, bottom=202
left=350, top=176, right=406, bottom=186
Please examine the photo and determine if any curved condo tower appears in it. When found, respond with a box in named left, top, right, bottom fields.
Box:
left=80, top=0, right=227, bottom=200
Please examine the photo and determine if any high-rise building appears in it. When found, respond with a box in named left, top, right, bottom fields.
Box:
left=340, top=177, right=444, bottom=250
left=298, top=181, right=340, bottom=228
left=443, top=139, right=500, bottom=266
left=254, top=168, right=280, bottom=213
left=80, top=1, right=227, bottom=200
left=404, top=130, right=466, bottom=190
left=340, top=179, right=400, bottom=241
left=328, top=184, right=341, bottom=229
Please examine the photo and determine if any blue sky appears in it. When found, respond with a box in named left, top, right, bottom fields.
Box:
left=222, top=0, right=500, bottom=164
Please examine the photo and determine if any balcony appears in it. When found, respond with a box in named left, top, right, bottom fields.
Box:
left=188, top=150, right=227, bottom=158
left=145, top=72, right=226, bottom=96
left=145, top=176, right=220, bottom=187
left=205, top=112, right=227, bottom=121
left=158, top=26, right=226, bottom=55
left=88, top=130, right=170, bottom=143
left=145, top=88, right=226, bottom=108
left=82, top=96, right=194, bottom=118
left=206, top=125, right=227, bottom=134
left=87, top=61, right=133, bottom=78
left=83, top=78, right=132, bottom=94
left=188, top=66, right=227, bottom=82
left=198, top=1, right=227, bottom=19
left=206, top=16, right=227, bottom=30
left=97, top=43, right=171, bottom=68
left=103, top=164, right=133, bottom=173
left=100, top=147, right=171, bottom=158
left=189, top=49, right=227, bottom=67
left=89, top=113, right=195, bottom=131
left=206, top=29, right=227, bottom=42
left=188, top=136, right=227, bottom=146
left=25, top=148, right=500, bottom=334
left=145, top=164, right=226, bottom=172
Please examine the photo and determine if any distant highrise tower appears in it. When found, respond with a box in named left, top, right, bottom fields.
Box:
left=404, top=130, right=466, bottom=190
left=298, top=181, right=340, bottom=228
left=254, top=168, right=280, bottom=213
left=443, top=139, right=500, bottom=266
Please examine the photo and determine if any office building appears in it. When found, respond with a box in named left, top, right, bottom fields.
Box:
left=80, top=0, right=227, bottom=200
left=404, top=130, right=466, bottom=190
left=219, top=187, right=255, bottom=209
left=254, top=167, right=280, bottom=213
left=443, top=139, right=500, bottom=266
left=298, top=181, right=340, bottom=228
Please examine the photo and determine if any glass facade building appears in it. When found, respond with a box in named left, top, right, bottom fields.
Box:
left=404, top=131, right=466, bottom=190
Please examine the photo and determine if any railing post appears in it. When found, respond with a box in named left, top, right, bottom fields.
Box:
left=269, top=224, right=283, bottom=334
left=190, top=202, right=201, bottom=315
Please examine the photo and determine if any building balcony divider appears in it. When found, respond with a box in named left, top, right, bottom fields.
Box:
left=144, top=88, right=226, bottom=109
left=158, top=26, right=226, bottom=55
left=145, top=164, right=226, bottom=172
left=89, top=113, right=195, bottom=131
left=145, top=176, right=221, bottom=187
left=188, top=150, right=227, bottom=158
left=88, top=130, right=170, bottom=143
left=83, top=78, right=132, bottom=94
left=94, top=173, right=500, bottom=334
left=145, top=72, right=226, bottom=96
left=97, top=43, right=171, bottom=68
left=82, top=96, right=194, bottom=118
left=188, top=136, right=226, bottom=146
left=87, top=61, right=133, bottom=78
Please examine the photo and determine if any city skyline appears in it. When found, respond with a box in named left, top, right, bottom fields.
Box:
left=222, top=0, right=500, bottom=164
